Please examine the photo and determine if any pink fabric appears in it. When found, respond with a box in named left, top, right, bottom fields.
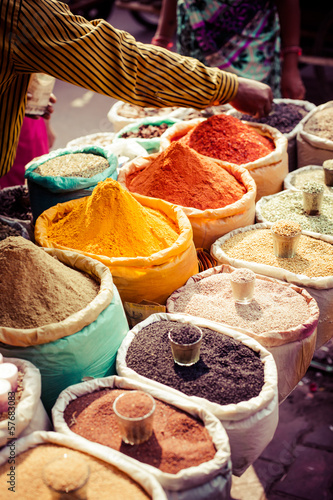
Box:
left=0, top=116, right=49, bottom=188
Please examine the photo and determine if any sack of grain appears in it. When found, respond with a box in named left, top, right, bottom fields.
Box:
left=25, top=145, right=118, bottom=222
left=211, top=223, right=333, bottom=349
left=284, top=164, right=333, bottom=195
left=160, top=117, right=288, bottom=202
left=116, top=312, right=278, bottom=477
left=117, top=153, right=256, bottom=249
left=114, top=116, right=180, bottom=154
left=297, top=101, right=333, bottom=168
left=0, top=358, right=51, bottom=448
left=0, top=247, right=129, bottom=413
left=0, top=430, right=167, bottom=499
left=227, top=98, right=316, bottom=172
left=166, top=264, right=319, bottom=402
left=52, top=375, right=232, bottom=499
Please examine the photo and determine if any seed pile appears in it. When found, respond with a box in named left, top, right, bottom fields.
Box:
left=302, top=182, right=324, bottom=194
left=259, top=191, right=333, bottom=235
left=0, top=444, right=151, bottom=499
left=121, top=123, right=169, bottom=139
left=303, top=107, right=333, bottom=140
left=34, top=153, right=109, bottom=178
left=126, top=320, right=264, bottom=405
left=290, top=168, right=333, bottom=194
left=0, top=220, right=23, bottom=240
left=0, top=370, right=24, bottom=422
left=235, top=102, right=308, bottom=134
left=68, top=133, right=115, bottom=149
left=220, top=229, right=333, bottom=277
left=170, top=273, right=310, bottom=334
left=0, top=185, right=32, bottom=220
left=118, top=102, right=178, bottom=118
left=271, top=220, right=302, bottom=237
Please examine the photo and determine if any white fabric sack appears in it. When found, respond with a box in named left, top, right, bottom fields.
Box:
left=211, top=223, right=333, bottom=349
left=66, top=132, right=115, bottom=150
left=117, top=156, right=257, bottom=249
left=297, top=101, right=333, bottom=169
left=116, top=312, right=279, bottom=477
left=227, top=98, right=316, bottom=172
left=0, top=358, right=51, bottom=448
left=284, top=164, right=331, bottom=192
left=160, top=119, right=288, bottom=202
left=52, top=375, right=232, bottom=499
left=0, top=430, right=167, bottom=499
left=166, top=265, right=318, bottom=403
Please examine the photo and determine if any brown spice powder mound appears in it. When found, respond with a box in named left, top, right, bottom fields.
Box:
left=0, top=444, right=151, bottom=499
left=0, top=236, right=100, bottom=329
left=64, top=388, right=216, bottom=474
left=126, top=141, right=246, bottom=210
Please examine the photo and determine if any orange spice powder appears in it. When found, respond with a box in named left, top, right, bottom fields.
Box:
left=179, top=114, right=275, bottom=164
left=126, top=142, right=247, bottom=210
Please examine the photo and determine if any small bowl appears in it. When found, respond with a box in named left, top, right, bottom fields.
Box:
left=271, top=220, right=302, bottom=258
left=168, top=325, right=203, bottom=366
left=113, top=391, right=156, bottom=445
left=302, top=182, right=324, bottom=215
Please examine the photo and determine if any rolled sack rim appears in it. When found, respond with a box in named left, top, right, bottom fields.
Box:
left=0, top=248, right=114, bottom=346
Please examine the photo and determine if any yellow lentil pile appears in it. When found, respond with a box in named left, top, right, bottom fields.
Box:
left=47, top=178, right=180, bottom=258
left=0, top=444, right=150, bottom=499
left=220, top=229, right=333, bottom=278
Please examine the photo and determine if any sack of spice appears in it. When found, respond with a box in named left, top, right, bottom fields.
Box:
left=227, top=98, right=316, bottom=172
left=25, top=145, right=118, bottom=222
left=117, top=142, right=257, bottom=249
left=284, top=164, right=333, bottom=196
left=0, top=240, right=129, bottom=413
left=0, top=430, right=167, bottom=500
left=116, top=312, right=278, bottom=477
left=255, top=189, right=333, bottom=236
left=166, top=264, right=319, bottom=402
left=114, top=116, right=180, bottom=154
left=0, top=357, right=51, bottom=448
left=0, top=215, right=31, bottom=241
left=211, top=222, right=333, bottom=350
left=52, top=374, right=232, bottom=499
left=160, top=115, right=288, bottom=202
left=297, top=101, right=333, bottom=169
left=66, top=131, right=115, bottom=149
left=34, top=178, right=199, bottom=305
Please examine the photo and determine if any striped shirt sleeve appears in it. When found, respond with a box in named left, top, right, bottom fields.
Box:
left=0, top=0, right=238, bottom=177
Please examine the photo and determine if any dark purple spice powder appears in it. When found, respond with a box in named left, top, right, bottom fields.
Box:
left=0, top=186, right=32, bottom=221
left=169, top=324, right=201, bottom=344
left=125, top=320, right=264, bottom=405
left=237, top=102, right=308, bottom=134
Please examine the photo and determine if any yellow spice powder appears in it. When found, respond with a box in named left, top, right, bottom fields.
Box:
left=47, top=178, right=180, bottom=258
left=221, top=229, right=333, bottom=278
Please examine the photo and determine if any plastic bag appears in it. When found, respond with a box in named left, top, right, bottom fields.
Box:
left=34, top=197, right=199, bottom=305
left=211, top=222, right=333, bottom=349
left=0, top=357, right=51, bottom=448
left=0, top=249, right=129, bottom=413
left=116, top=312, right=279, bottom=477
left=166, top=264, right=319, bottom=402
left=117, top=155, right=256, bottom=250
left=52, top=375, right=232, bottom=499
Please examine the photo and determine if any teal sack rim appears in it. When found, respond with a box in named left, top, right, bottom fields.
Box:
left=114, top=116, right=180, bottom=152
left=25, top=145, right=118, bottom=193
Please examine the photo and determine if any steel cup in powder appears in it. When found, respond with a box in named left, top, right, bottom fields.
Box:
left=302, top=182, right=324, bottom=215
left=113, top=391, right=156, bottom=445
left=230, top=268, right=256, bottom=304
left=168, top=324, right=203, bottom=366
left=323, top=160, right=333, bottom=187
left=271, top=220, right=302, bottom=258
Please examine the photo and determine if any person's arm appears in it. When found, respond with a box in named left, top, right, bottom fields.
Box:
left=151, top=0, right=177, bottom=49
left=275, top=0, right=306, bottom=99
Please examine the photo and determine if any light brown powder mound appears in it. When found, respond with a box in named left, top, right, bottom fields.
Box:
left=0, top=444, right=151, bottom=499
left=127, top=141, right=247, bottom=210
left=0, top=236, right=100, bottom=329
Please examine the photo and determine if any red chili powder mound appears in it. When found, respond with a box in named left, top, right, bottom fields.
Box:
left=126, top=141, right=247, bottom=210
left=179, top=114, right=275, bottom=164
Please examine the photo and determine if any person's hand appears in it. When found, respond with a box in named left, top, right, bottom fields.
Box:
left=229, top=77, right=273, bottom=118
left=280, top=64, right=306, bottom=100
left=26, top=92, right=56, bottom=119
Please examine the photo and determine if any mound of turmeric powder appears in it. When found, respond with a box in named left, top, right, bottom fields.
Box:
left=47, top=179, right=180, bottom=258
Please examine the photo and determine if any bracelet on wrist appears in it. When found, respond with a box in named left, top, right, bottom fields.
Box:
left=151, top=36, right=174, bottom=49
left=281, top=46, right=302, bottom=57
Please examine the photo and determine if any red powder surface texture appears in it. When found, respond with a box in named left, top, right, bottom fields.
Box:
left=179, top=114, right=275, bottom=164
left=126, top=142, right=247, bottom=210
